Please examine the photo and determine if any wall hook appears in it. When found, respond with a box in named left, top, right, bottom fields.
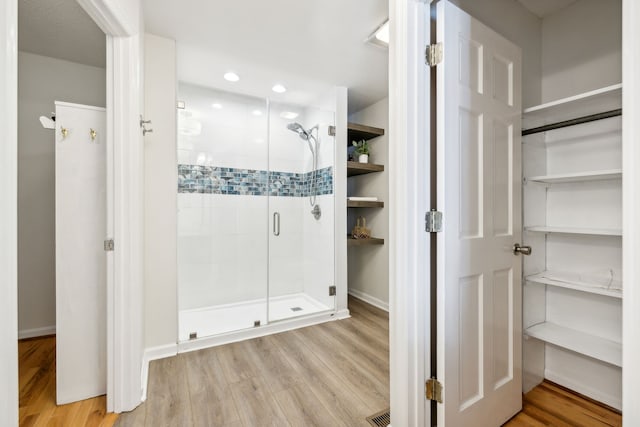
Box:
left=90, top=128, right=97, bottom=141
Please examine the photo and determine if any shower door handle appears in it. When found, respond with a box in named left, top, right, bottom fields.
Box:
left=273, top=212, right=280, bottom=236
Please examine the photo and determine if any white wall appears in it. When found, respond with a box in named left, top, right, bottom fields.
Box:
left=453, top=0, right=542, bottom=107
left=541, top=0, right=622, bottom=102
left=17, top=52, right=105, bottom=338
left=0, top=0, right=18, bottom=423
left=347, top=97, right=390, bottom=309
left=144, top=34, right=178, bottom=349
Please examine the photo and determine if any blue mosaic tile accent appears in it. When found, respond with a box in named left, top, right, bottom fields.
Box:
left=178, top=164, right=333, bottom=197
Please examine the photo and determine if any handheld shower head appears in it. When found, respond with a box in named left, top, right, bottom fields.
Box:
left=286, top=122, right=310, bottom=140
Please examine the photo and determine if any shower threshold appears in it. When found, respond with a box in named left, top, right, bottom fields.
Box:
left=178, top=292, right=331, bottom=342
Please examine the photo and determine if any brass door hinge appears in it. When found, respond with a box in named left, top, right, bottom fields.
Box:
left=426, top=378, right=443, bottom=403
left=426, top=43, right=443, bottom=67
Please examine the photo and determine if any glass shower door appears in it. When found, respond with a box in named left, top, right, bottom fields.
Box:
left=267, top=102, right=336, bottom=322
left=177, top=84, right=269, bottom=341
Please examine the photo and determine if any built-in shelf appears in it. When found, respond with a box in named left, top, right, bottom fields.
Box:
left=526, top=271, right=622, bottom=299
left=347, top=235, right=384, bottom=246
left=525, top=226, right=622, bottom=236
left=347, top=200, right=384, bottom=208
left=527, top=169, right=622, bottom=184
left=525, top=322, right=622, bottom=367
left=347, top=161, right=384, bottom=177
left=523, top=84, right=622, bottom=131
left=347, top=122, right=385, bottom=142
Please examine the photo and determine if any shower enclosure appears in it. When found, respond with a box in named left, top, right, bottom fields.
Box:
left=177, top=83, right=336, bottom=341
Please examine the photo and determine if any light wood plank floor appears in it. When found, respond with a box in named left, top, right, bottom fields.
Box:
left=116, top=296, right=390, bottom=427
left=18, top=335, right=118, bottom=427
left=505, top=380, right=622, bottom=427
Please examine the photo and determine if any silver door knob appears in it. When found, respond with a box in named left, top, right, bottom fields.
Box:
left=513, top=243, right=532, bottom=256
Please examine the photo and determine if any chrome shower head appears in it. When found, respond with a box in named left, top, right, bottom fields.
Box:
left=287, top=122, right=311, bottom=140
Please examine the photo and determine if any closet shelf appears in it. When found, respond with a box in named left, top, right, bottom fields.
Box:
left=347, top=235, right=384, bottom=246
left=525, top=226, right=622, bottom=236
left=526, top=169, right=622, bottom=184
left=347, top=200, right=384, bottom=208
left=525, top=322, right=622, bottom=367
left=347, top=122, right=385, bottom=142
left=347, top=161, right=384, bottom=177
left=522, top=84, right=622, bottom=131
left=526, top=271, right=622, bottom=299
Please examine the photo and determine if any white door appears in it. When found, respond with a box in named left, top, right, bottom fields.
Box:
left=55, top=101, right=107, bottom=404
left=435, top=2, right=523, bottom=426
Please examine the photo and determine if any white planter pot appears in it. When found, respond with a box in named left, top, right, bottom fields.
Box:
left=358, top=154, right=369, bottom=163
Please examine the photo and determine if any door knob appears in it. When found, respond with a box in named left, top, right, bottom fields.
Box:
left=513, top=243, right=532, bottom=256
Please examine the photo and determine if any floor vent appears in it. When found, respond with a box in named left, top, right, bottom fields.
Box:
left=290, top=307, right=303, bottom=312
left=366, top=408, right=390, bottom=427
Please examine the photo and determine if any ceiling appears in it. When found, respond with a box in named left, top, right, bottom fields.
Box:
left=144, top=0, right=389, bottom=112
left=19, top=0, right=106, bottom=68
left=516, top=0, right=578, bottom=18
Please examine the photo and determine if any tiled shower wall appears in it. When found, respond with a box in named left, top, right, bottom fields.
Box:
left=177, top=83, right=335, bottom=313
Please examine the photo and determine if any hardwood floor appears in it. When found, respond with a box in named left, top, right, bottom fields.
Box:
left=505, top=381, right=622, bottom=427
left=18, top=335, right=118, bottom=427
left=116, top=296, right=390, bottom=427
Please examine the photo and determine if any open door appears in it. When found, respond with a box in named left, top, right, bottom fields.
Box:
left=435, top=2, right=523, bottom=425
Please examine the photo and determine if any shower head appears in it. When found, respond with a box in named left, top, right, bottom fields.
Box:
left=287, top=122, right=311, bottom=140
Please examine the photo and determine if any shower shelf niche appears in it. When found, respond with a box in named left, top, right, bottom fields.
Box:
left=347, top=122, right=385, bottom=142
left=347, top=235, right=385, bottom=246
left=347, top=200, right=384, bottom=208
left=347, top=161, right=384, bottom=176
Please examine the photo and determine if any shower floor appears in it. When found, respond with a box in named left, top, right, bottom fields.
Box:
left=179, top=292, right=331, bottom=341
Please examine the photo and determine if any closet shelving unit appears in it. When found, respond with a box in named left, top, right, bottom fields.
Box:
left=346, top=122, right=385, bottom=247
left=522, top=84, right=623, bottom=384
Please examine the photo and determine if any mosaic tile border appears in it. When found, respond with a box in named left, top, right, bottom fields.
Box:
left=177, top=164, right=333, bottom=197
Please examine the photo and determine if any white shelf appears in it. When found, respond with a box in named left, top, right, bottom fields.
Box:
left=525, top=322, right=621, bottom=367
left=525, top=226, right=622, bottom=236
left=526, top=271, right=622, bottom=299
left=523, top=84, right=622, bottom=131
left=527, top=169, right=622, bottom=184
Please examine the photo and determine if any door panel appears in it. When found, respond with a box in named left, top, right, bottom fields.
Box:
left=55, top=102, right=107, bottom=404
left=436, top=2, right=522, bottom=426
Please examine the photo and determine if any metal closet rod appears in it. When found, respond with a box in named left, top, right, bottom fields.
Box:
left=521, top=108, right=622, bottom=136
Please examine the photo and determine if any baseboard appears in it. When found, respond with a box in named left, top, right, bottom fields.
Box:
left=545, top=369, right=622, bottom=411
left=18, top=325, right=56, bottom=340
left=141, top=343, right=178, bottom=401
left=348, top=288, right=389, bottom=312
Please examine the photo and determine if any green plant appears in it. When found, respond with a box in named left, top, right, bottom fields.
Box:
left=352, top=139, right=370, bottom=156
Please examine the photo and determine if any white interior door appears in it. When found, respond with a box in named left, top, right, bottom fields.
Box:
left=435, top=2, right=522, bottom=425
left=55, top=101, right=107, bottom=404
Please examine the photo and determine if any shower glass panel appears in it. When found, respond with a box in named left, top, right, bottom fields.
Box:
left=177, top=83, right=336, bottom=342
left=177, top=83, right=269, bottom=340
left=268, top=103, right=336, bottom=322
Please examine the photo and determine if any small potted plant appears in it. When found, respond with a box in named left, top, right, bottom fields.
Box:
left=352, top=139, right=370, bottom=163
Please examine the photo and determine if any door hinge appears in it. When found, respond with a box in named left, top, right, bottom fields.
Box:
left=104, top=239, right=114, bottom=251
left=426, top=42, right=443, bottom=67
left=329, top=285, right=337, bottom=296
left=425, top=210, right=443, bottom=233
left=426, top=378, right=443, bottom=403
left=328, top=125, right=336, bottom=136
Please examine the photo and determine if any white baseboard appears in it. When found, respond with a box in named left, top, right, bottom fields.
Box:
left=545, top=369, right=622, bottom=411
left=18, top=325, right=55, bottom=339
left=348, top=288, right=389, bottom=312
left=141, top=343, right=178, bottom=401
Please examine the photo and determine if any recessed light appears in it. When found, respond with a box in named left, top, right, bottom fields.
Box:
left=211, top=103, right=223, bottom=109
left=280, top=111, right=299, bottom=119
left=224, top=72, right=240, bottom=82
left=252, top=110, right=263, bottom=116
left=272, top=84, right=287, bottom=93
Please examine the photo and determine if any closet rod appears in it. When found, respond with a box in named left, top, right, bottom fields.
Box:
left=522, top=108, right=622, bottom=136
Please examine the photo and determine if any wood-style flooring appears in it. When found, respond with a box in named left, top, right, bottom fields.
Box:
left=116, top=296, right=390, bottom=427
left=505, top=380, right=622, bottom=427
left=18, top=335, right=118, bottom=427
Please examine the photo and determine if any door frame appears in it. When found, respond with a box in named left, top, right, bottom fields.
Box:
left=76, top=0, right=145, bottom=413
left=388, top=0, right=431, bottom=425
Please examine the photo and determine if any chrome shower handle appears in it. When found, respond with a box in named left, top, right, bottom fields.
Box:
left=273, top=212, right=280, bottom=236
